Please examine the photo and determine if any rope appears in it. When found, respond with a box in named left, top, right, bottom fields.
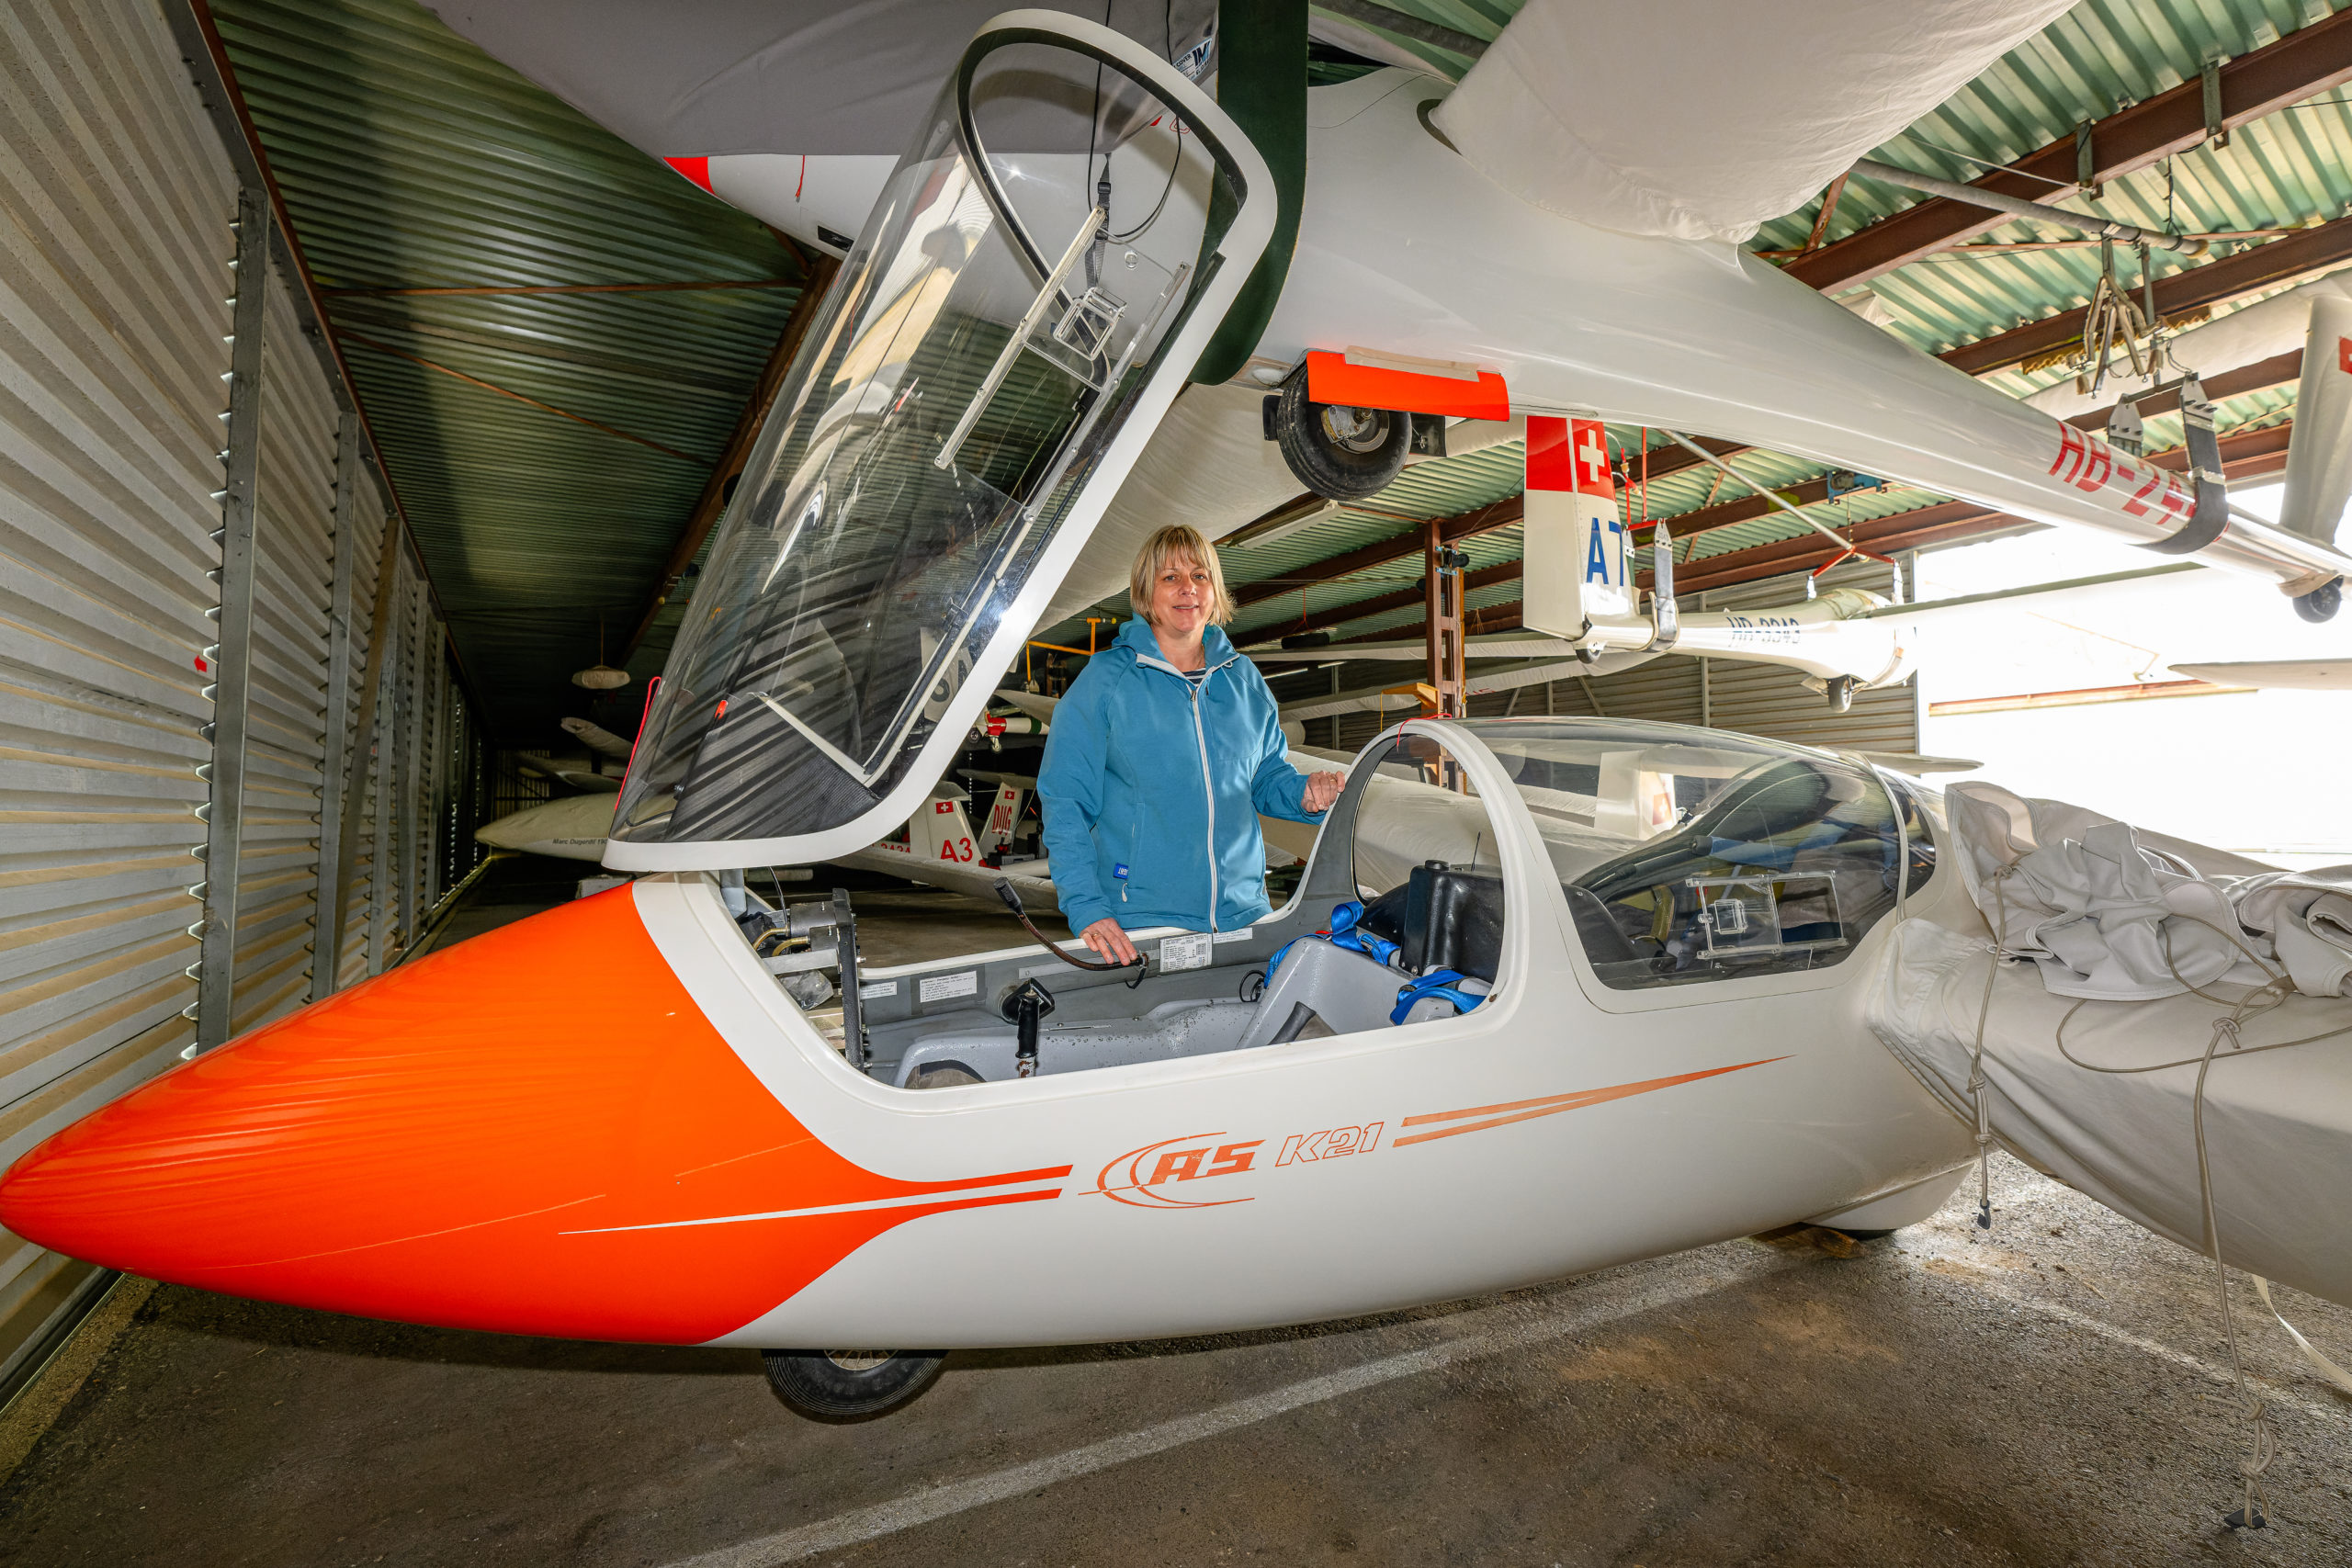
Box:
left=2017, top=905, right=2352, bottom=1530
left=1966, top=863, right=2021, bottom=1232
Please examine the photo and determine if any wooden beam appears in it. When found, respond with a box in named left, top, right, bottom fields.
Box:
left=1657, top=421, right=2294, bottom=595
left=1253, top=560, right=1521, bottom=642
left=1229, top=495, right=1522, bottom=609
left=1298, top=421, right=2296, bottom=628
left=623, top=256, right=839, bottom=657
left=1939, top=215, right=2352, bottom=376
left=1785, top=8, right=2352, bottom=292
left=2062, top=350, right=2304, bottom=430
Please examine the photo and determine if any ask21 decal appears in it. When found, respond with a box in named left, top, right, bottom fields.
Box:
left=1087, top=1122, right=1385, bottom=1209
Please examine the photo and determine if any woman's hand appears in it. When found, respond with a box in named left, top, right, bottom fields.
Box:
left=1078, top=918, right=1140, bottom=965
left=1301, top=770, right=1344, bottom=814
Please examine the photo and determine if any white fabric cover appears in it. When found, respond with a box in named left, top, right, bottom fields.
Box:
left=1868, top=918, right=2352, bottom=1306
left=1431, top=0, right=2074, bottom=243
left=1945, top=781, right=2352, bottom=1001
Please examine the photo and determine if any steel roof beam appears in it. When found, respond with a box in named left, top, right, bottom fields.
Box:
left=1294, top=423, right=2294, bottom=637
left=2061, top=349, right=2303, bottom=428
left=1786, top=8, right=2352, bottom=292
left=1657, top=423, right=2294, bottom=594
left=1252, top=560, right=1523, bottom=644
left=1939, top=216, right=2352, bottom=375
left=1229, top=495, right=1522, bottom=612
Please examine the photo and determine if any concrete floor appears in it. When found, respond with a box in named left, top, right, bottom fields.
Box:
left=3, top=863, right=2348, bottom=1566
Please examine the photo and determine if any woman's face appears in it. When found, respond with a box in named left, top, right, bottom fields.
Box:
left=1150, top=553, right=1214, bottom=639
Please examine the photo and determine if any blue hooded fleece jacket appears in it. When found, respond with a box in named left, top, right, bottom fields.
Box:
left=1038, top=616, right=1323, bottom=937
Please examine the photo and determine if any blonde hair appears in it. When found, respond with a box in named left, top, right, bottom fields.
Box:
left=1128, top=525, right=1236, bottom=626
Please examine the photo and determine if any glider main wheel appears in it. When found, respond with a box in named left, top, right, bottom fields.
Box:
left=763, top=1349, right=947, bottom=1420
left=1269, top=369, right=1410, bottom=501
left=2293, top=575, right=2342, bottom=623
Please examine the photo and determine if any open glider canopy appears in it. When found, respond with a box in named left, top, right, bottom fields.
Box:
left=604, top=15, right=1273, bottom=871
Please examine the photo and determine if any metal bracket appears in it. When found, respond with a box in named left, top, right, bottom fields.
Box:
left=195, top=185, right=272, bottom=1053
left=2138, top=374, right=2231, bottom=556
left=2202, top=61, right=2230, bottom=151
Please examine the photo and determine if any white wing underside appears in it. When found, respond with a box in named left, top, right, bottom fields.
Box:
left=1432, top=0, right=2075, bottom=243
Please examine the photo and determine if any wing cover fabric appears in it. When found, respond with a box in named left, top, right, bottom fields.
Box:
left=1869, top=917, right=2352, bottom=1308
left=1430, top=0, right=2075, bottom=244
left=422, top=0, right=1215, bottom=156
left=1944, top=781, right=2352, bottom=1002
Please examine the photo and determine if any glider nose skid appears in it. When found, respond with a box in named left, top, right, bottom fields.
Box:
left=0, top=887, right=1069, bottom=1344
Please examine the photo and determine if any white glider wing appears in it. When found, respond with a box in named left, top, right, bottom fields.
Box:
left=1431, top=0, right=2074, bottom=243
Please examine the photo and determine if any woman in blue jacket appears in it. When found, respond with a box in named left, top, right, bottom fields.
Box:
left=1039, top=525, right=1344, bottom=963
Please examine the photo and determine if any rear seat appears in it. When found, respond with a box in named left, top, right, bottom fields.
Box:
left=1233, top=936, right=1405, bottom=1051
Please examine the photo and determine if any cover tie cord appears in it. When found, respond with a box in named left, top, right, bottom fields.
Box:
left=1968, top=863, right=2023, bottom=1231
left=2041, top=910, right=2352, bottom=1529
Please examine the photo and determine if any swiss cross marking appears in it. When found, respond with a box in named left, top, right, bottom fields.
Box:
left=1577, top=431, right=1608, bottom=487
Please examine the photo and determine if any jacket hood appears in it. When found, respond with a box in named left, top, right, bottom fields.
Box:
left=1113, top=615, right=1239, bottom=669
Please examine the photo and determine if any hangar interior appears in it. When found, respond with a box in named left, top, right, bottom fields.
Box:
left=2, top=1, right=2349, bottom=1562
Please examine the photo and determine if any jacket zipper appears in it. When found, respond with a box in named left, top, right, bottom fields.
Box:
left=1136, top=648, right=1238, bottom=933
left=1187, top=680, right=1217, bottom=931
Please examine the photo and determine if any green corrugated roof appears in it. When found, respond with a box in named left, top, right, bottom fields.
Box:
left=219, top=0, right=2349, bottom=716
left=212, top=0, right=814, bottom=743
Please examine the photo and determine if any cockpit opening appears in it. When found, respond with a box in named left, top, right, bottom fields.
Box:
left=722, top=718, right=1935, bottom=1087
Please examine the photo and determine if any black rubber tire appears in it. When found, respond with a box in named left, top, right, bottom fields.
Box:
left=1271, top=370, right=1410, bottom=501
left=2292, top=575, right=2342, bottom=623
left=763, top=1350, right=946, bottom=1420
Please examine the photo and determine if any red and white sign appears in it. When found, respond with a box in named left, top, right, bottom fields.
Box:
left=1524, top=415, right=1633, bottom=628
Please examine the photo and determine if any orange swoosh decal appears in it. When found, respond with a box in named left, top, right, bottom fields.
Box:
left=1395, top=1057, right=1789, bottom=1148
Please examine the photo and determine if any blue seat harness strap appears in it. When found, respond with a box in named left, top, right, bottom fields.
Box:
left=1264, top=899, right=1397, bottom=985
left=1390, top=968, right=1485, bottom=1025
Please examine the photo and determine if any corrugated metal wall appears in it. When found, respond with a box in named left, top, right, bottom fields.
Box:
left=0, top=0, right=480, bottom=1395
left=0, top=0, right=241, bottom=1393
left=233, top=282, right=339, bottom=1034
left=327, top=448, right=389, bottom=992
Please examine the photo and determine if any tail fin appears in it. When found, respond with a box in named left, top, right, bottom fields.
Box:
left=1521, top=416, right=1634, bottom=637
left=2278, top=294, right=2352, bottom=548
left=908, top=786, right=981, bottom=868
left=975, top=784, right=1023, bottom=857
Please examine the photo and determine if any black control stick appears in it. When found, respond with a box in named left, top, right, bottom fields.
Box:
left=1001, top=979, right=1056, bottom=1078
left=991, top=877, right=1145, bottom=976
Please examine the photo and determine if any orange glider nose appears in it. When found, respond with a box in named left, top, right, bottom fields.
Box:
left=0, top=886, right=1063, bottom=1343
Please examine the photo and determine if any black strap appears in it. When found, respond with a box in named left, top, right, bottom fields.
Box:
left=2139, top=374, right=2231, bottom=556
